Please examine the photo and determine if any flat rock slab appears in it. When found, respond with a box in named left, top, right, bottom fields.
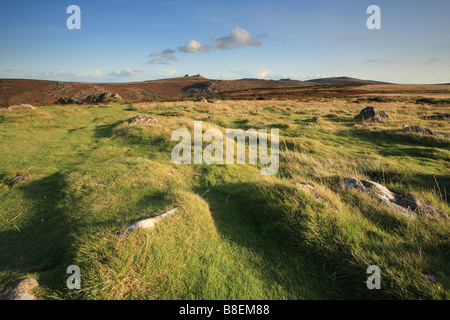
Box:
left=0, top=278, right=39, bottom=300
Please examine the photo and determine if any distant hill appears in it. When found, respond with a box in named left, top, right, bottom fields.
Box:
left=0, top=77, right=311, bottom=105
left=0, top=76, right=389, bottom=106
left=306, top=76, right=390, bottom=85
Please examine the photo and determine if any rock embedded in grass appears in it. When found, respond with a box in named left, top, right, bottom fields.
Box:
left=342, top=178, right=443, bottom=219
left=354, top=106, right=389, bottom=122
left=343, top=177, right=415, bottom=218
left=378, top=110, right=389, bottom=118
left=128, top=115, right=160, bottom=126
left=402, top=125, right=434, bottom=135
left=295, top=182, right=326, bottom=201
left=304, top=116, right=319, bottom=123
left=8, top=174, right=35, bottom=187
left=424, top=274, right=438, bottom=284
left=395, top=194, right=444, bottom=217
left=0, top=277, right=39, bottom=300
left=252, top=122, right=267, bottom=126
left=2, top=104, right=36, bottom=113
left=117, top=207, right=178, bottom=237
left=401, top=125, right=450, bottom=139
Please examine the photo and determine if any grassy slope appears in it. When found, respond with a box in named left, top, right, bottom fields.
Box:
left=0, top=97, right=448, bottom=300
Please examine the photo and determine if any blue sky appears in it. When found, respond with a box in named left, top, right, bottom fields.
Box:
left=0, top=0, right=449, bottom=83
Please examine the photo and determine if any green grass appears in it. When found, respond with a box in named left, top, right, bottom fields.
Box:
left=0, top=99, right=448, bottom=300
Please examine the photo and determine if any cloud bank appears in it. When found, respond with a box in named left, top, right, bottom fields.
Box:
left=28, top=68, right=144, bottom=81
left=157, top=68, right=177, bottom=77
left=30, top=69, right=103, bottom=79
left=109, top=68, right=143, bottom=77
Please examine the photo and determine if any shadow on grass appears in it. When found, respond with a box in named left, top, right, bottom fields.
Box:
left=92, top=119, right=126, bottom=139
left=92, top=119, right=173, bottom=157
left=379, top=146, right=449, bottom=162
left=0, top=173, right=75, bottom=288
left=339, top=191, right=410, bottom=236
left=67, top=126, right=88, bottom=134
left=195, top=175, right=450, bottom=299
left=192, top=179, right=384, bottom=299
left=338, top=129, right=450, bottom=150
left=0, top=169, right=175, bottom=296
left=322, top=116, right=355, bottom=127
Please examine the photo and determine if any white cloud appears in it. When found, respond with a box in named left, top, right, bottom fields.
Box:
left=212, top=27, right=261, bottom=50
left=157, top=68, right=177, bottom=77
left=256, top=70, right=271, bottom=78
left=178, top=39, right=206, bottom=54
left=109, top=68, right=142, bottom=77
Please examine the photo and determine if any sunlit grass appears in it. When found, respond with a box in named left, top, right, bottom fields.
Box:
left=0, top=98, right=448, bottom=299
